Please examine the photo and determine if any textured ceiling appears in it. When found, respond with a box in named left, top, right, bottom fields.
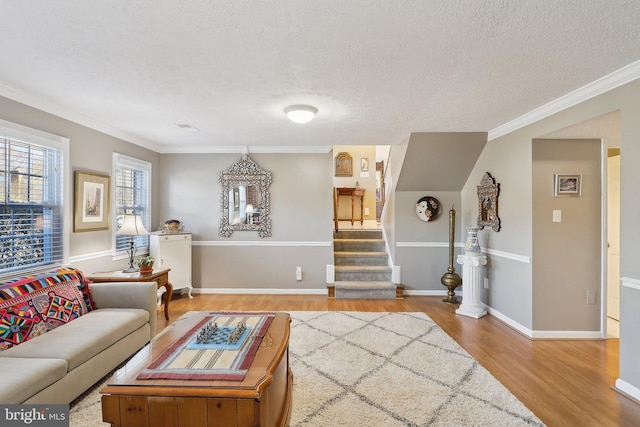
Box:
left=0, top=1, right=638, bottom=153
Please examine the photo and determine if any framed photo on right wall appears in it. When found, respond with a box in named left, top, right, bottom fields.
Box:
left=554, top=173, right=582, bottom=197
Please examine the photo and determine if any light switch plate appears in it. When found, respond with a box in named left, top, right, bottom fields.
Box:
left=553, top=210, right=562, bottom=222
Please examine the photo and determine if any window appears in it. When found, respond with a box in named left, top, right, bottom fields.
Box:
left=113, top=153, right=151, bottom=254
left=0, top=120, right=68, bottom=278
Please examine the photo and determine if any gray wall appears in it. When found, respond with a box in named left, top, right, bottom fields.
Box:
left=464, top=78, right=640, bottom=393
left=0, top=95, right=161, bottom=272
left=394, top=191, right=462, bottom=292
left=461, top=129, right=534, bottom=328
left=158, top=152, right=334, bottom=290
left=532, top=139, right=601, bottom=332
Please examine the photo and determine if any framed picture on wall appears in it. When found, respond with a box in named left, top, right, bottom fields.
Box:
left=335, top=152, right=353, bottom=177
left=74, top=171, right=110, bottom=231
left=554, top=173, right=582, bottom=197
left=361, top=157, right=369, bottom=171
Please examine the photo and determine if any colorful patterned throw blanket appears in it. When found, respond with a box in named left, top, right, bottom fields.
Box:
left=137, top=312, right=275, bottom=381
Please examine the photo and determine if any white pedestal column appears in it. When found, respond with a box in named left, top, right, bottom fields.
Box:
left=455, top=254, right=488, bottom=319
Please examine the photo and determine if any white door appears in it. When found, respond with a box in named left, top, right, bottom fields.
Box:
left=607, top=154, right=620, bottom=321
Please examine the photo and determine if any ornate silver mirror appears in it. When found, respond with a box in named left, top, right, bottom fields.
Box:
left=219, top=155, right=272, bottom=237
left=477, top=172, right=501, bottom=232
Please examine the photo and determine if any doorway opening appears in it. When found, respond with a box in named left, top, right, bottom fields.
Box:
left=607, top=147, right=620, bottom=338
left=332, top=145, right=389, bottom=232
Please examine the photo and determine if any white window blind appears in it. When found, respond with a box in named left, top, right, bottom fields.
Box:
left=0, top=129, right=65, bottom=278
left=113, top=153, right=151, bottom=253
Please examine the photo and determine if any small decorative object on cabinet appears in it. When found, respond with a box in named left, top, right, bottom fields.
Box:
left=159, top=219, right=184, bottom=233
left=150, top=232, right=193, bottom=299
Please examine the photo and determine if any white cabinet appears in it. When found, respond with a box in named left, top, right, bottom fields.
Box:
left=150, top=232, right=193, bottom=298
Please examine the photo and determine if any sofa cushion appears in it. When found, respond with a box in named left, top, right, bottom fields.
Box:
left=0, top=357, right=68, bottom=404
left=0, top=280, right=90, bottom=351
left=0, top=308, right=149, bottom=371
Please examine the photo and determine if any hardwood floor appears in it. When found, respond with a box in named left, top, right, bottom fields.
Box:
left=158, top=294, right=640, bottom=427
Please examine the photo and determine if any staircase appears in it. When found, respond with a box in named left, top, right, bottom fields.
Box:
left=328, top=229, right=403, bottom=299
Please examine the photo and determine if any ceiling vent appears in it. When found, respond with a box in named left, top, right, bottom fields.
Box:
left=176, top=123, right=199, bottom=132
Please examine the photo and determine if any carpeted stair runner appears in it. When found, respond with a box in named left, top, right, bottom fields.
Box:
left=332, top=229, right=399, bottom=299
left=334, top=280, right=396, bottom=299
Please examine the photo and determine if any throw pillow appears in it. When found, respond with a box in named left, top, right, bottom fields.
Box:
left=0, top=280, right=89, bottom=351
left=0, top=267, right=95, bottom=311
left=51, top=267, right=96, bottom=311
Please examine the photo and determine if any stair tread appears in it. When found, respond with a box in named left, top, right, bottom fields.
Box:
left=334, top=251, right=387, bottom=256
left=334, top=238, right=384, bottom=242
left=335, top=265, right=391, bottom=271
left=335, top=281, right=396, bottom=290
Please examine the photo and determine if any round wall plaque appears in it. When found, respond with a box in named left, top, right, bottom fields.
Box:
left=415, top=196, right=442, bottom=222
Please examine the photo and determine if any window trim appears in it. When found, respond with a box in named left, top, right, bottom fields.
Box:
left=112, top=152, right=152, bottom=257
left=0, top=118, right=70, bottom=274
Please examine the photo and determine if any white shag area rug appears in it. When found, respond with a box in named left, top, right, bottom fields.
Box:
left=70, top=311, right=545, bottom=426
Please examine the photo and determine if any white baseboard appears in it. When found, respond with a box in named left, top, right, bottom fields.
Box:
left=487, top=305, right=602, bottom=339
left=614, top=378, right=640, bottom=403
left=194, top=288, right=327, bottom=295
left=403, top=290, right=448, bottom=296
left=531, top=330, right=603, bottom=339
left=486, top=306, right=533, bottom=338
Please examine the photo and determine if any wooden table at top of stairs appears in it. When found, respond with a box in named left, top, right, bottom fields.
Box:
left=334, top=187, right=365, bottom=232
left=100, top=311, right=293, bottom=427
left=87, top=268, right=172, bottom=320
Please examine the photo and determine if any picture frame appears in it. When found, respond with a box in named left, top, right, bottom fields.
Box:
left=74, top=171, right=110, bottom=232
left=477, top=172, right=501, bottom=232
left=361, top=157, right=369, bottom=172
left=335, top=152, right=353, bottom=177
left=554, top=173, right=582, bottom=197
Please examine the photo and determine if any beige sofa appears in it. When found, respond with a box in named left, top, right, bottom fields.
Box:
left=0, top=280, right=157, bottom=404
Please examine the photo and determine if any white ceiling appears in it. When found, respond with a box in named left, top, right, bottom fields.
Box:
left=0, top=1, right=639, bottom=153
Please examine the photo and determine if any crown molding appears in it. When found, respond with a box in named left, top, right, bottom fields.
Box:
left=488, top=59, right=640, bottom=141
left=4, top=59, right=640, bottom=152
left=159, top=145, right=333, bottom=154
left=0, top=82, right=162, bottom=152
left=0, top=83, right=332, bottom=154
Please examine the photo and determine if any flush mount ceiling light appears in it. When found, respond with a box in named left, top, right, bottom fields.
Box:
left=284, top=105, right=318, bottom=124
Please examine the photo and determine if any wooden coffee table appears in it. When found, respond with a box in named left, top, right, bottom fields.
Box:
left=100, top=311, right=292, bottom=427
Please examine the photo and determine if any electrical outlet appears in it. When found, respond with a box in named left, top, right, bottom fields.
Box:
left=553, top=210, right=562, bottom=222
left=364, top=207, right=370, bottom=216
left=587, top=290, right=596, bottom=304
left=484, top=278, right=489, bottom=289
left=296, top=266, right=302, bottom=281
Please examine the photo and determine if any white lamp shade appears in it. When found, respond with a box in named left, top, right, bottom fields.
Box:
left=116, top=214, right=150, bottom=236
left=245, top=204, right=254, bottom=214
left=284, top=105, right=318, bottom=124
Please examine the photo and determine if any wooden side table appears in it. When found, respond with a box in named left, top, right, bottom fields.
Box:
left=87, top=269, right=173, bottom=320
left=334, top=187, right=365, bottom=232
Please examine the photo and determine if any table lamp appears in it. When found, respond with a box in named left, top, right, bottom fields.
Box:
left=116, top=214, right=150, bottom=273
left=245, top=204, right=254, bottom=224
